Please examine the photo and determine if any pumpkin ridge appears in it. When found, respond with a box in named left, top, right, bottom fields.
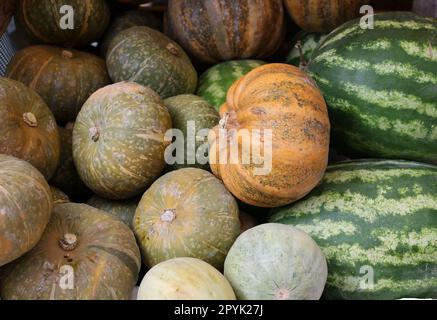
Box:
left=29, top=56, right=55, bottom=88
left=21, top=0, right=52, bottom=44
left=89, top=245, right=141, bottom=278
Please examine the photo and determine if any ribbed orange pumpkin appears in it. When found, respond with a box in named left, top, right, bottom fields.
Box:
left=209, top=64, right=330, bottom=208
left=283, top=0, right=370, bottom=33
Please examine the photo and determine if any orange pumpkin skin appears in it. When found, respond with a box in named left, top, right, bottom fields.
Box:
left=209, top=64, right=330, bottom=208
left=283, top=0, right=370, bottom=33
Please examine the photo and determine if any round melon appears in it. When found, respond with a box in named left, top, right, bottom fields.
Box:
left=133, top=168, right=240, bottom=269
left=137, top=257, right=236, bottom=300
left=0, top=203, right=141, bottom=300
left=163, top=94, right=220, bottom=171
left=72, top=82, right=172, bottom=200
left=0, top=155, right=53, bottom=267
left=7, top=45, right=110, bottom=124
left=224, top=223, right=328, bottom=300
left=197, top=60, right=266, bottom=112
left=0, top=77, right=60, bottom=179
left=16, top=0, right=110, bottom=48
left=106, top=26, right=197, bottom=99
left=87, top=195, right=140, bottom=228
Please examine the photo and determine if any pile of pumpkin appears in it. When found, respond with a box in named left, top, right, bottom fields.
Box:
left=0, top=0, right=436, bottom=300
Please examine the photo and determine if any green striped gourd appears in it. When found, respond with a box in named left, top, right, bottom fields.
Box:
left=197, top=60, right=266, bottom=112
left=270, top=160, right=437, bottom=300
left=308, top=12, right=437, bottom=164
left=286, top=32, right=327, bottom=67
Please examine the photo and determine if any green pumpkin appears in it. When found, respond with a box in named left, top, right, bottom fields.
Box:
left=163, top=94, right=220, bottom=171
left=7, top=45, right=110, bottom=124
left=73, top=82, right=172, bottom=200
left=106, top=26, right=198, bottom=99
left=87, top=195, right=140, bottom=228
left=0, top=203, right=141, bottom=300
left=0, top=155, right=53, bottom=267
left=133, top=168, right=240, bottom=270
left=100, top=10, right=162, bottom=56
left=0, top=77, right=60, bottom=179
left=17, top=0, right=110, bottom=48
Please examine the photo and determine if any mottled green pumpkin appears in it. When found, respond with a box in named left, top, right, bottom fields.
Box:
left=0, top=155, right=53, bottom=267
left=133, top=168, right=240, bottom=270
left=87, top=195, right=140, bottom=228
left=50, top=125, right=92, bottom=200
left=50, top=186, right=70, bottom=204
left=73, top=82, right=172, bottom=200
left=163, top=94, right=220, bottom=171
left=0, top=77, right=60, bottom=179
left=7, top=45, right=110, bottom=124
left=106, top=26, right=197, bottom=99
left=0, top=203, right=141, bottom=300
left=17, top=0, right=110, bottom=47
left=100, top=10, right=162, bottom=56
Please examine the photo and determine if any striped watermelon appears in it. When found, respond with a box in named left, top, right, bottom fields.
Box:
left=308, top=12, right=437, bottom=164
left=197, top=60, right=266, bottom=111
left=286, top=31, right=327, bottom=67
left=270, top=160, right=437, bottom=300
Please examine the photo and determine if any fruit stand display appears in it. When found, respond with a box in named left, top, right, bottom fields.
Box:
left=0, top=0, right=435, bottom=301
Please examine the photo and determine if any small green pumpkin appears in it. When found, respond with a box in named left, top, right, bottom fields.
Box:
left=133, top=168, right=240, bottom=270
left=0, top=155, right=53, bottom=267
left=0, top=203, right=141, bottom=300
left=73, top=82, right=172, bottom=200
left=106, top=26, right=197, bottom=99
left=163, top=94, right=220, bottom=171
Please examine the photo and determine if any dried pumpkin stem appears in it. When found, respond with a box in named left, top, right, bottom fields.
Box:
left=59, top=233, right=78, bottom=251
left=61, top=50, right=74, bottom=59
left=296, top=40, right=309, bottom=71
left=166, top=43, right=180, bottom=56
left=23, top=112, right=38, bottom=127
left=275, top=288, right=291, bottom=300
left=89, top=126, right=100, bottom=142
left=161, top=209, right=176, bottom=223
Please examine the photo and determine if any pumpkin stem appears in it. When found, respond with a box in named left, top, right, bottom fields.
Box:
left=166, top=43, right=180, bottom=56
left=23, top=112, right=38, bottom=127
left=274, top=288, right=291, bottom=300
left=161, top=209, right=176, bottom=223
left=296, top=40, right=309, bottom=71
left=62, top=50, right=74, bottom=59
left=59, top=233, right=78, bottom=251
left=219, top=113, right=230, bottom=129
left=89, top=126, right=100, bottom=142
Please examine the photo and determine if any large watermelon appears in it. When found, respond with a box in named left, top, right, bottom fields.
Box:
left=270, top=160, right=437, bottom=300
left=308, top=12, right=437, bottom=164
left=197, top=60, right=266, bottom=112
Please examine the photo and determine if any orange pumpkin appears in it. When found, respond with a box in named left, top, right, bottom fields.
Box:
left=209, top=64, right=330, bottom=208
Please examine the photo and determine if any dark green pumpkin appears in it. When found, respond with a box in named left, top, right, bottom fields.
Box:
left=100, top=10, right=162, bottom=56
left=0, top=77, right=60, bottom=179
left=0, top=203, right=141, bottom=300
left=87, top=195, right=140, bottom=229
left=106, top=26, right=197, bottom=99
left=17, top=0, right=110, bottom=48
left=0, top=155, right=53, bottom=267
left=50, top=125, right=92, bottom=200
left=163, top=94, right=220, bottom=171
left=7, top=45, right=110, bottom=124
left=72, top=82, right=172, bottom=200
